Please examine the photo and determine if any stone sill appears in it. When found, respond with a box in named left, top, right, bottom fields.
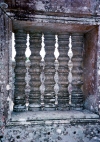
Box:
left=7, top=110, right=100, bottom=126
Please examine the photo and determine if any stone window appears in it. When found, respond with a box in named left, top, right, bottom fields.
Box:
left=11, top=28, right=95, bottom=113
left=7, top=24, right=99, bottom=125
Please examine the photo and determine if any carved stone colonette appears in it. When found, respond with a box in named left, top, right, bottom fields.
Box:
left=13, top=30, right=84, bottom=112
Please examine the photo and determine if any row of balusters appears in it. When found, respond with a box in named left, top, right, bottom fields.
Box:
left=13, top=30, right=84, bottom=112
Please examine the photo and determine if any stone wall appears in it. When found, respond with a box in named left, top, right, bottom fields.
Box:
left=5, top=0, right=100, bottom=18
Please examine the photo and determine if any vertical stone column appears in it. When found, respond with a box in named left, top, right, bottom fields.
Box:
left=71, top=33, right=84, bottom=110
left=58, top=33, right=70, bottom=110
left=54, top=60, right=59, bottom=109
left=29, top=32, right=42, bottom=111
left=12, top=61, right=16, bottom=99
left=13, top=30, right=27, bottom=112
left=25, top=60, right=31, bottom=108
left=0, top=8, right=4, bottom=136
left=44, top=33, right=55, bottom=110
left=40, top=61, right=45, bottom=110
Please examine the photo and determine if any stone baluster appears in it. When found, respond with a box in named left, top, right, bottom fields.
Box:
left=12, top=61, right=16, bottom=100
left=25, top=60, right=31, bottom=108
left=44, top=33, right=55, bottom=110
left=54, top=60, right=59, bottom=109
left=58, top=33, right=70, bottom=110
left=29, top=32, right=42, bottom=111
left=40, top=61, right=45, bottom=110
left=71, top=33, right=84, bottom=110
left=13, top=30, right=27, bottom=112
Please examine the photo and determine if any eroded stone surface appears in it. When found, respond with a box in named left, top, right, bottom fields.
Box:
left=2, top=122, right=100, bottom=142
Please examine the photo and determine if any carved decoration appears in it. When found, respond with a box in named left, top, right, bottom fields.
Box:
left=29, top=32, right=42, bottom=111
left=71, top=33, right=84, bottom=110
left=13, top=30, right=27, bottom=112
left=58, top=33, right=70, bottom=110
left=44, top=33, right=55, bottom=110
